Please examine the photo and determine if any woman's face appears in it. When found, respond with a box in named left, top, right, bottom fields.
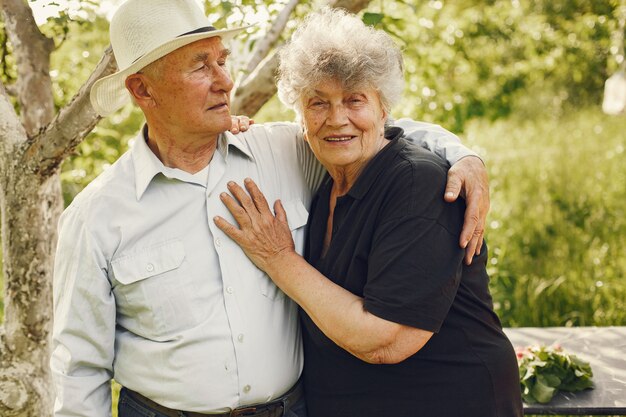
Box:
left=300, top=79, right=387, bottom=180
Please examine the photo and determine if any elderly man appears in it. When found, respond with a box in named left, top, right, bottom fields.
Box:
left=51, top=0, right=490, bottom=416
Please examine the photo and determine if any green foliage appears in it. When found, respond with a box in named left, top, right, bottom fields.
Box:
left=364, top=0, right=624, bottom=131
left=362, top=12, right=384, bottom=26
left=36, top=0, right=101, bottom=47
left=517, top=344, right=594, bottom=404
left=463, top=108, right=626, bottom=327
left=0, top=20, right=17, bottom=87
left=48, top=15, right=109, bottom=108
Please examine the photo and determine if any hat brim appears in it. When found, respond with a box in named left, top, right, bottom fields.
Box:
left=91, top=26, right=249, bottom=116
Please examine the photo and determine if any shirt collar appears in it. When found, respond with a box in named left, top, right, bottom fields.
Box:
left=346, top=126, right=405, bottom=201
left=220, top=130, right=255, bottom=161
left=132, top=125, right=255, bottom=200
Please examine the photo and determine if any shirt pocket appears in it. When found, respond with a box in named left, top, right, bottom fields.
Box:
left=257, top=198, right=309, bottom=300
left=111, top=239, right=194, bottom=341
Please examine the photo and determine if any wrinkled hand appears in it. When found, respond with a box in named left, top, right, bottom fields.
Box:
left=229, top=115, right=254, bottom=134
left=444, top=156, right=490, bottom=265
left=214, top=178, right=295, bottom=272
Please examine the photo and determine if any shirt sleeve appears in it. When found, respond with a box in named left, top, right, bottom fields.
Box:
left=256, top=122, right=327, bottom=193
left=362, top=160, right=465, bottom=332
left=51, top=205, right=115, bottom=417
left=392, top=118, right=481, bottom=165
left=292, top=125, right=327, bottom=192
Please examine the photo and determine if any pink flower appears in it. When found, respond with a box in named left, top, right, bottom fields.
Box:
left=515, top=346, right=530, bottom=360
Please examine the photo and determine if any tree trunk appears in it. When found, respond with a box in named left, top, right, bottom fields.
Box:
left=1, top=2, right=57, bottom=413
left=0, top=162, right=59, bottom=416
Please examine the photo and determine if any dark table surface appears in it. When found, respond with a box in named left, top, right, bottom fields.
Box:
left=504, top=326, right=626, bottom=415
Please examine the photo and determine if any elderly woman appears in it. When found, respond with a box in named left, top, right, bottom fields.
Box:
left=215, top=8, right=523, bottom=417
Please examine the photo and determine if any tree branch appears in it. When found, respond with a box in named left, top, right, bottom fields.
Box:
left=231, top=49, right=280, bottom=116
left=23, top=47, right=118, bottom=178
left=230, top=0, right=373, bottom=117
left=241, top=0, right=299, bottom=80
left=1, top=0, right=55, bottom=136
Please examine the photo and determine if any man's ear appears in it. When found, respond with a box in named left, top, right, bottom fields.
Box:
left=125, top=74, right=154, bottom=107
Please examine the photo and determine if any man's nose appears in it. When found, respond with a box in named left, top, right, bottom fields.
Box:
left=212, top=65, right=234, bottom=92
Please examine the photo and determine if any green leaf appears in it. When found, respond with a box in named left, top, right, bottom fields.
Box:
left=362, top=12, right=384, bottom=27
left=540, top=373, right=562, bottom=388
left=531, top=378, right=557, bottom=403
left=516, top=344, right=594, bottom=404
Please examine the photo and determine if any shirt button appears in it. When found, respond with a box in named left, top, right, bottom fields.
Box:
left=226, top=286, right=234, bottom=294
left=146, top=263, right=155, bottom=272
left=243, top=385, right=251, bottom=393
left=237, top=334, right=244, bottom=343
left=215, top=237, right=222, bottom=247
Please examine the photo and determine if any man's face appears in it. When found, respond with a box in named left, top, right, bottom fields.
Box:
left=142, top=37, right=234, bottom=139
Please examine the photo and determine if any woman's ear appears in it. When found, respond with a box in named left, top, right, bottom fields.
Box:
left=125, top=74, right=154, bottom=108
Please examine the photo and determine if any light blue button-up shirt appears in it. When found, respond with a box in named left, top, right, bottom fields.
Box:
left=51, top=121, right=476, bottom=416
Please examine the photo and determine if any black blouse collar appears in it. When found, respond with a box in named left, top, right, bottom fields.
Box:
left=344, top=126, right=405, bottom=201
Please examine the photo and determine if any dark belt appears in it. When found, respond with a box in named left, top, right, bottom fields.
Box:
left=124, top=380, right=303, bottom=417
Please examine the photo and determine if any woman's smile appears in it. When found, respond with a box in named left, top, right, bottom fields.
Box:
left=323, top=135, right=356, bottom=142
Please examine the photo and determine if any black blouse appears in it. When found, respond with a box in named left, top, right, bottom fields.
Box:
left=301, top=127, right=523, bottom=417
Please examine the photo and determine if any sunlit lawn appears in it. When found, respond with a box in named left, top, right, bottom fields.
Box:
left=463, top=107, right=626, bottom=328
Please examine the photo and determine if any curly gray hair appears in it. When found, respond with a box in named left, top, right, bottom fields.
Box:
left=277, top=7, right=404, bottom=117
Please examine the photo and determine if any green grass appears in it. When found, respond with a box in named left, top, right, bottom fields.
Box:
left=461, top=107, right=626, bottom=327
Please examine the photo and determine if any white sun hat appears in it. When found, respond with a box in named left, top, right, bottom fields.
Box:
left=90, top=0, right=249, bottom=116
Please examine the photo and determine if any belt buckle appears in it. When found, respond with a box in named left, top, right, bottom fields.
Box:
left=229, top=401, right=286, bottom=417
left=230, top=406, right=257, bottom=417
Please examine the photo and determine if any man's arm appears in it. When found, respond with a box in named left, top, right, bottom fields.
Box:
left=51, top=206, right=115, bottom=417
left=394, top=118, right=489, bottom=264
left=394, top=119, right=477, bottom=164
